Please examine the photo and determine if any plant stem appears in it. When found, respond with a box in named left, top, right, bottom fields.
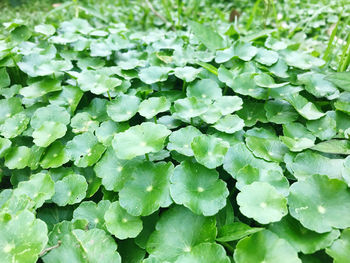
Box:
left=154, top=116, right=157, bottom=124
left=107, top=91, right=112, bottom=101
left=182, top=80, right=186, bottom=93
left=39, top=241, right=61, bottom=257
left=218, top=241, right=235, bottom=254
left=145, top=153, right=150, bottom=161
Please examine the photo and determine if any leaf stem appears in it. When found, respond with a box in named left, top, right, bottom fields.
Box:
left=145, top=153, right=150, bottom=161
left=182, top=80, right=186, bottom=93
left=218, top=241, right=235, bottom=254
left=39, top=241, right=62, bottom=257
left=154, top=116, right=157, bottom=124
left=107, top=91, right=112, bottom=101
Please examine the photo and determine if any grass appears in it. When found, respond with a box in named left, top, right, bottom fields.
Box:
left=0, top=0, right=63, bottom=26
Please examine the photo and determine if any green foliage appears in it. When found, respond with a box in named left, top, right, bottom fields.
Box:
left=0, top=0, right=350, bottom=262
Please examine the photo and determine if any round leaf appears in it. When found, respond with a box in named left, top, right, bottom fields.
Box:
left=139, top=96, right=171, bottom=119
left=170, top=161, right=228, bottom=216
left=234, top=230, right=301, bottom=263
left=52, top=174, right=88, bottom=206
left=66, top=132, right=106, bottom=167
left=174, top=243, right=230, bottom=263
left=187, top=79, right=222, bottom=100
left=119, top=161, right=173, bottom=216
left=112, top=123, right=171, bottom=160
left=191, top=134, right=229, bottom=169
left=0, top=210, right=48, bottom=263
left=106, top=94, right=140, bottom=122
left=288, top=174, right=350, bottom=233
left=104, top=201, right=143, bottom=240
left=167, top=126, right=202, bottom=156
left=146, top=206, right=216, bottom=262
left=32, top=121, right=67, bottom=147
left=237, top=182, right=288, bottom=224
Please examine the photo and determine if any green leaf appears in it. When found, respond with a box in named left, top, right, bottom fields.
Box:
left=174, top=67, right=202, bottom=82
left=280, top=122, right=316, bottom=152
left=312, top=140, right=350, bottom=154
left=0, top=97, right=23, bottom=124
left=215, top=41, right=258, bottom=63
left=291, top=151, right=343, bottom=180
left=139, top=66, right=171, bottom=84
left=236, top=165, right=289, bottom=196
left=95, top=120, right=129, bottom=146
left=213, top=96, right=243, bottom=115
left=255, top=48, right=279, bottom=66
left=146, top=206, right=216, bottom=262
left=104, top=201, right=143, bottom=239
left=40, top=141, right=69, bottom=169
left=70, top=112, right=97, bottom=134
left=223, top=142, right=282, bottom=179
left=32, top=121, right=67, bottom=147
left=213, top=114, right=245, bottom=134
left=245, top=127, right=289, bottom=162
left=269, top=215, right=340, bottom=254
left=0, top=112, right=29, bottom=138
left=298, top=72, right=339, bottom=99
left=43, top=227, right=121, bottom=263
left=187, top=79, right=222, bottom=100
left=254, top=73, right=288, bottom=88
left=34, top=24, right=56, bottom=36
left=94, top=147, right=130, bottom=191
left=288, top=174, right=350, bottom=233
left=0, top=68, right=10, bottom=88
left=0, top=210, right=48, bottom=263
left=191, top=134, right=229, bottom=169
left=237, top=100, right=267, bottom=126
left=20, top=78, right=62, bottom=98
left=216, top=222, right=263, bottom=242
left=237, top=182, right=288, bottom=224
left=326, top=72, right=350, bottom=92
left=174, top=243, right=230, bottom=263
left=306, top=114, right=337, bottom=140
left=73, top=200, right=110, bottom=230
left=0, top=137, right=11, bottom=157
left=234, top=230, right=301, bottom=263
left=229, top=72, right=268, bottom=100
left=188, top=21, right=225, bottom=51
left=66, top=132, right=106, bottom=167
left=106, top=94, right=140, bottom=122
left=170, top=161, right=228, bottom=216
left=30, top=105, right=70, bottom=129
left=173, top=97, right=208, bottom=122
left=18, top=54, right=73, bottom=77
left=4, top=146, right=31, bottom=169
left=77, top=70, right=122, bottom=95
left=119, top=161, right=173, bottom=216
left=326, top=228, right=350, bottom=263
left=49, top=85, right=83, bottom=114
left=14, top=172, right=55, bottom=209
left=167, top=126, right=202, bottom=156
left=285, top=93, right=325, bottom=120
left=112, top=123, right=171, bottom=160
left=282, top=50, right=325, bottom=70
left=52, top=173, right=88, bottom=206
left=334, top=92, right=350, bottom=114
left=139, top=96, right=171, bottom=119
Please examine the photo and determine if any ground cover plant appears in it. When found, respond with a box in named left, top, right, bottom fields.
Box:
left=1, top=0, right=350, bottom=262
